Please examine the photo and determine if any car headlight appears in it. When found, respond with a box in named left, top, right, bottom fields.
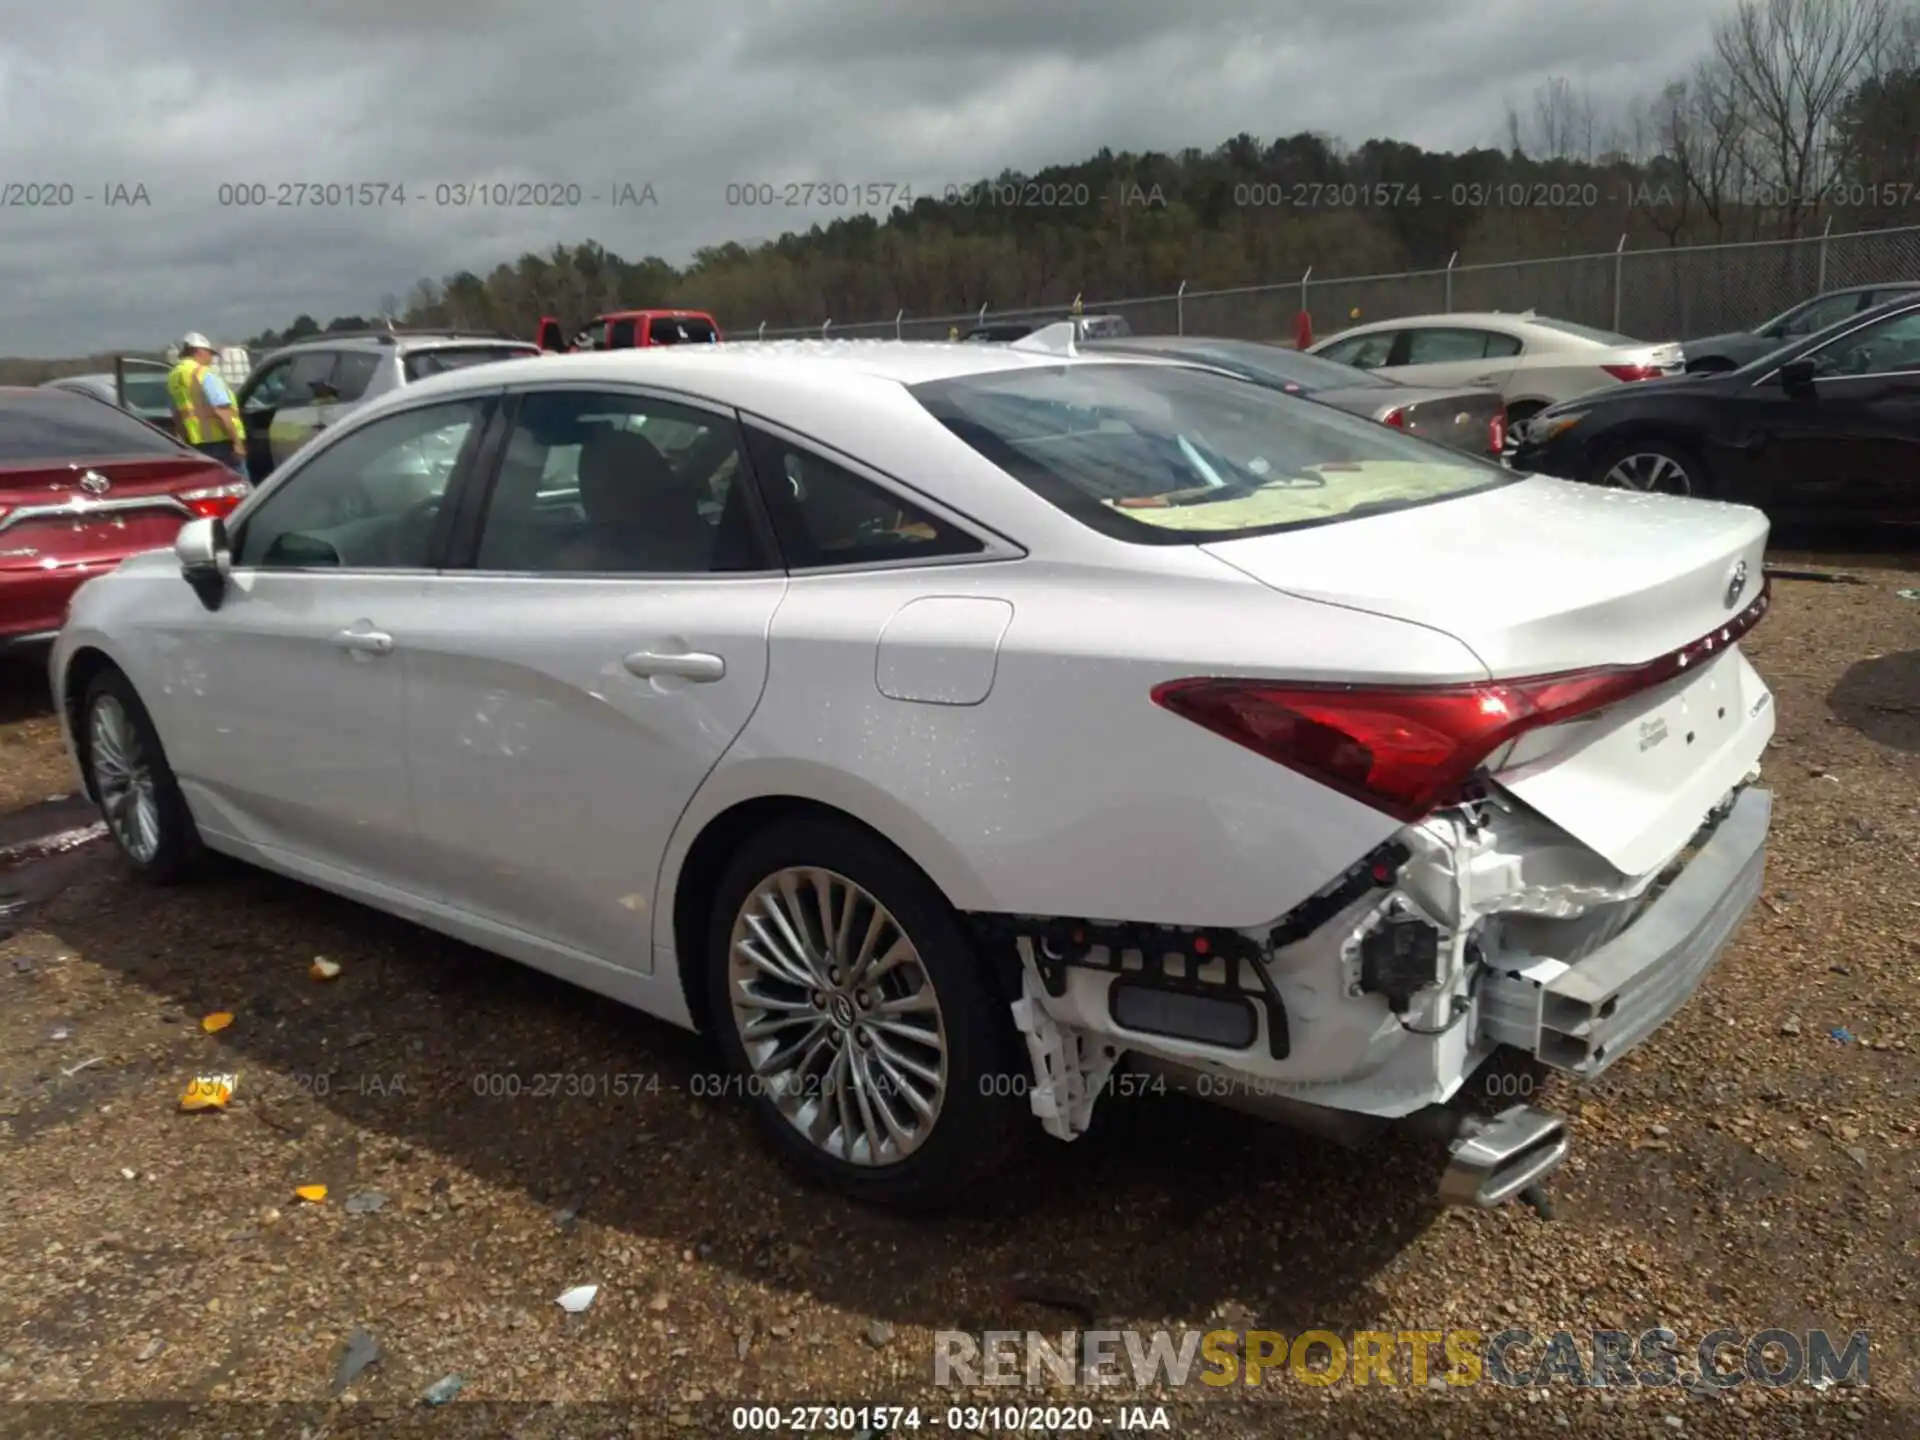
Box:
left=1530, top=412, right=1585, bottom=442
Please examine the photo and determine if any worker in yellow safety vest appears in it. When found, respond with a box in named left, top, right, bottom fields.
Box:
left=166, top=333, right=247, bottom=477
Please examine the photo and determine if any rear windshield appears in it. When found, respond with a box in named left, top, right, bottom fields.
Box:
left=647, top=316, right=718, bottom=344
left=1096, top=338, right=1393, bottom=393
left=911, top=362, right=1510, bottom=544
left=1527, top=317, right=1635, bottom=346
left=403, top=345, right=538, bottom=381
left=0, top=388, right=184, bottom=463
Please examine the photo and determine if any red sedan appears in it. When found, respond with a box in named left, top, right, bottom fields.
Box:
left=1, top=386, right=249, bottom=652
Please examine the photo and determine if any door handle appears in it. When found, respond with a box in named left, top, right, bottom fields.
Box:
left=623, top=649, right=725, bottom=681
left=1469, top=373, right=1501, bottom=386
left=334, top=628, right=393, bottom=655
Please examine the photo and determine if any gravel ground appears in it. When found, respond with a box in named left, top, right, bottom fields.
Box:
left=0, top=551, right=1915, bottom=1440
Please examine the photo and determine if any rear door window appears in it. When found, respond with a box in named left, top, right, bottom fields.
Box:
left=282, top=352, right=334, bottom=404
left=743, top=428, right=981, bottom=569
left=1404, top=328, right=1506, bottom=363
left=330, top=350, right=381, bottom=401
left=0, top=389, right=185, bottom=461
left=607, top=317, right=638, bottom=348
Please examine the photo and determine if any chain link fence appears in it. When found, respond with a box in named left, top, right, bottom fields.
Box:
left=751, top=222, right=1920, bottom=344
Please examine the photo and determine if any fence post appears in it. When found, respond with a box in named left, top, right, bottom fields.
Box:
left=1176, top=279, right=1187, bottom=334
left=1611, top=235, right=1628, bottom=334
left=758, top=321, right=766, bottom=340
left=822, top=319, right=832, bottom=338
left=1445, top=252, right=1458, bottom=312
left=978, top=303, right=989, bottom=328
left=1816, top=215, right=1834, bottom=291
left=1300, top=265, right=1313, bottom=311
left=895, top=309, right=904, bottom=339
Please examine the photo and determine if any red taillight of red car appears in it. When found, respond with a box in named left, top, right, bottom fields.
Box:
left=1601, top=363, right=1662, bottom=382
left=1381, top=407, right=1407, bottom=428
left=177, top=480, right=250, bottom=519
left=1488, top=411, right=1506, bottom=455
left=1152, top=583, right=1770, bottom=821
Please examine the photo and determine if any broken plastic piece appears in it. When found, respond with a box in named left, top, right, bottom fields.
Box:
left=555, top=1283, right=598, bottom=1313
left=344, top=1191, right=387, bottom=1215
left=332, top=1326, right=380, bottom=1394
left=310, top=957, right=342, bottom=981
left=61, top=1056, right=104, bottom=1077
left=294, top=1184, right=328, bottom=1203
left=180, top=1073, right=237, bottom=1111
left=422, top=1373, right=464, bottom=1405
left=202, top=1012, right=234, bottom=1033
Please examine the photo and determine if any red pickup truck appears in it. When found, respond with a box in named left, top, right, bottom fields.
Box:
left=536, top=310, right=721, bottom=352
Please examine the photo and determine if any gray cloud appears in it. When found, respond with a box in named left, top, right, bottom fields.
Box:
left=0, top=0, right=1720, bottom=356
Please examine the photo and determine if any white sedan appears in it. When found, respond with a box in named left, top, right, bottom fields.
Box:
left=49, top=339, right=1774, bottom=1210
left=1307, top=311, right=1685, bottom=430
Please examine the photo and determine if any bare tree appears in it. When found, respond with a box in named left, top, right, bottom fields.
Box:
left=1714, top=0, right=1896, bottom=235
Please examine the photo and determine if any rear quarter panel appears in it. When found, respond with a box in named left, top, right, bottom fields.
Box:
left=659, top=551, right=1491, bottom=943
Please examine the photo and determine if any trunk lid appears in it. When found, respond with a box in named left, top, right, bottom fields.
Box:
left=1202, top=474, right=1773, bottom=874
left=1374, top=386, right=1505, bottom=456
left=0, top=455, right=232, bottom=565
left=1201, top=473, right=1766, bottom=675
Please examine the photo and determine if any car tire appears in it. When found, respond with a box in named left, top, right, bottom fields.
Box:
left=705, top=815, right=1030, bottom=1210
left=81, top=666, right=206, bottom=884
left=1589, top=437, right=1717, bottom=500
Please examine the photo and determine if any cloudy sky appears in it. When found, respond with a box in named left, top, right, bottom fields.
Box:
left=0, top=0, right=1721, bottom=357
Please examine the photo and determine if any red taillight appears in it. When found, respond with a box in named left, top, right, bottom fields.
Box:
left=1601, top=364, right=1661, bottom=382
left=177, top=480, right=250, bottom=519
left=1381, top=407, right=1407, bottom=428
left=1488, top=411, right=1506, bottom=454
left=1152, top=582, right=1770, bottom=821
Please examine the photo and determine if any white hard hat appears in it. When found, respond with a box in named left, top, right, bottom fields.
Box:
left=181, top=331, right=213, bottom=351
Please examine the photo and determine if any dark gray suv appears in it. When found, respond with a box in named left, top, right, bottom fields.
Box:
left=237, top=329, right=538, bottom=479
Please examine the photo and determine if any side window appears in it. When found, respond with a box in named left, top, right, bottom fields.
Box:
left=1320, top=332, right=1396, bottom=369
left=1481, top=331, right=1523, bottom=358
left=571, top=321, right=606, bottom=351
left=1404, top=328, right=1499, bottom=363
left=1806, top=310, right=1920, bottom=378
left=743, top=428, right=983, bottom=570
left=330, top=350, right=380, bottom=402
left=241, top=360, right=293, bottom=411
left=1775, top=293, right=1860, bottom=339
left=649, top=315, right=718, bottom=344
left=281, top=352, right=334, bottom=404
left=607, top=317, right=638, bottom=348
left=232, top=398, right=487, bottom=570
left=474, top=390, right=763, bottom=574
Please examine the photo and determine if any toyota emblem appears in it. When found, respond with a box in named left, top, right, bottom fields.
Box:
left=79, top=471, right=111, bottom=496
left=1725, top=559, right=1747, bottom=609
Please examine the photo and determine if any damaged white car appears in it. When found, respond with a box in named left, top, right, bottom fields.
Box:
left=49, top=337, right=1772, bottom=1210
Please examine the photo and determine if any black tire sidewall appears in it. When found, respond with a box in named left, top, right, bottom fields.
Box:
left=1591, top=437, right=1717, bottom=500
left=704, top=816, right=1028, bottom=1209
left=82, top=667, right=203, bottom=884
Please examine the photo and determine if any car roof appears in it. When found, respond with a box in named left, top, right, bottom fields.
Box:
left=264, top=332, right=537, bottom=358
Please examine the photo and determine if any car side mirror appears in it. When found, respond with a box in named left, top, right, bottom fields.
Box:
left=176, top=515, right=230, bottom=610
left=1778, top=357, right=1818, bottom=394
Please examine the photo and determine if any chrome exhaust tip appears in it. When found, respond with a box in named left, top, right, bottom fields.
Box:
left=1437, top=1104, right=1569, bottom=1209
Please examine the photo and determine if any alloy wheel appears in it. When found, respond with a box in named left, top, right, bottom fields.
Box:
left=727, top=866, right=949, bottom=1166
left=89, top=694, right=161, bottom=864
left=1602, top=451, right=1692, bottom=495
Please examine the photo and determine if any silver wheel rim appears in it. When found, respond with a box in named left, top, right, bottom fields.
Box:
left=1603, top=451, right=1692, bottom=495
left=727, top=866, right=948, bottom=1166
left=89, top=695, right=161, bottom=864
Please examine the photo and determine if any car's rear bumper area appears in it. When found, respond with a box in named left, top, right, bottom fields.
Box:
left=1, top=565, right=99, bottom=644
left=1478, top=785, right=1770, bottom=1078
